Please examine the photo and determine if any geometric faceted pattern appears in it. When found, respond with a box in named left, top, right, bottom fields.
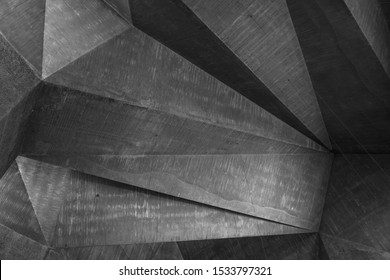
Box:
left=1, top=0, right=390, bottom=260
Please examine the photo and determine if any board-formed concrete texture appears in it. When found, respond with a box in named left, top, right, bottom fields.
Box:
left=0, top=0, right=390, bottom=259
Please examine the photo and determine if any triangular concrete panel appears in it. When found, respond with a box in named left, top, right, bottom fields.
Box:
left=181, top=0, right=330, bottom=148
left=0, top=162, right=46, bottom=245
left=122, top=242, right=183, bottom=260
left=0, top=224, right=48, bottom=260
left=16, top=156, right=70, bottom=246
left=320, top=234, right=390, bottom=260
left=42, top=0, right=130, bottom=78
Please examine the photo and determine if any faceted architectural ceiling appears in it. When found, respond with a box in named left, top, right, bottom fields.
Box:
left=0, top=0, right=390, bottom=260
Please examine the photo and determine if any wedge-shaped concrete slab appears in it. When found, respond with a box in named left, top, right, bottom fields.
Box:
left=45, top=28, right=324, bottom=152
left=0, top=0, right=45, bottom=76
left=47, top=242, right=183, bottom=260
left=16, top=157, right=306, bottom=247
left=0, top=162, right=46, bottom=245
left=181, top=0, right=330, bottom=149
left=42, top=0, right=129, bottom=78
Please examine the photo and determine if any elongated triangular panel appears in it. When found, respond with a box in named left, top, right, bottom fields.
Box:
left=21, top=83, right=333, bottom=230
left=0, top=224, right=48, bottom=260
left=320, top=234, right=390, bottom=260
left=16, top=156, right=306, bottom=247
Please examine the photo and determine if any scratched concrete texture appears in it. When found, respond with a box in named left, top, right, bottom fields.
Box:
left=1, top=0, right=390, bottom=259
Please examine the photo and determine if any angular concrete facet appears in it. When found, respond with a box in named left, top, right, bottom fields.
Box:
left=0, top=162, right=46, bottom=245
left=43, top=0, right=130, bottom=78
left=178, top=233, right=319, bottom=260
left=46, top=28, right=324, bottom=151
left=182, top=0, right=331, bottom=149
left=16, top=156, right=307, bottom=247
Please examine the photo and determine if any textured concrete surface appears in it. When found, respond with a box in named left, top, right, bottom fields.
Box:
left=0, top=162, right=46, bottom=244
left=16, top=156, right=306, bottom=247
left=45, top=28, right=324, bottom=151
left=0, top=0, right=45, bottom=76
left=103, top=0, right=132, bottom=23
left=178, top=233, right=320, bottom=260
left=0, top=34, right=40, bottom=177
left=320, top=234, right=390, bottom=260
left=20, top=84, right=333, bottom=229
left=320, top=154, right=390, bottom=253
left=1, top=0, right=390, bottom=260
left=182, top=0, right=330, bottom=149
left=128, top=0, right=328, bottom=147
left=0, top=224, right=48, bottom=260
left=43, top=0, right=129, bottom=78
left=287, top=0, right=390, bottom=153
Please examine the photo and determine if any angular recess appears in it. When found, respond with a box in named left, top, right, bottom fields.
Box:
left=45, top=28, right=325, bottom=152
left=181, top=0, right=330, bottom=148
left=103, top=0, right=132, bottom=23
left=177, top=233, right=319, bottom=260
left=42, top=0, right=130, bottom=78
left=0, top=0, right=45, bottom=76
left=0, top=162, right=46, bottom=245
left=16, top=157, right=306, bottom=247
